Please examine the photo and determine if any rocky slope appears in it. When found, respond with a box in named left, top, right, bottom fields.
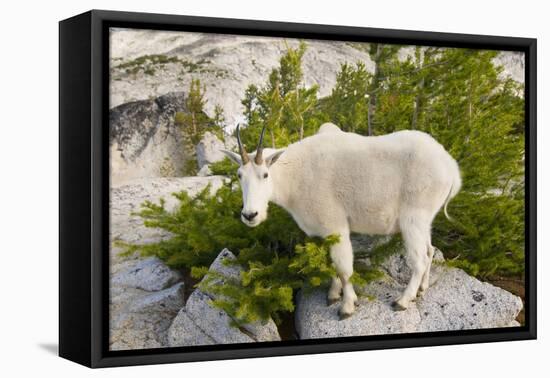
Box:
left=296, top=249, right=522, bottom=339
left=110, top=29, right=372, bottom=121
left=110, top=28, right=525, bottom=124
left=109, top=176, right=278, bottom=350
left=168, top=249, right=281, bottom=346
left=109, top=177, right=522, bottom=350
left=109, top=30, right=524, bottom=185
left=109, top=92, right=189, bottom=185
left=110, top=93, right=236, bottom=185
left=108, top=176, right=227, bottom=348
left=110, top=175, right=227, bottom=244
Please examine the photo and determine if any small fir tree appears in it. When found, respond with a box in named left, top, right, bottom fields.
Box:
left=174, top=79, right=210, bottom=175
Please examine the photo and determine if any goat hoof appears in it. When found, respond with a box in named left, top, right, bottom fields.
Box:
left=391, top=301, right=407, bottom=311
left=417, top=289, right=426, bottom=298
left=327, top=297, right=340, bottom=306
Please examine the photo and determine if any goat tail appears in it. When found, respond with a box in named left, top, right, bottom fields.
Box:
left=443, top=188, right=454, bottom=221
left=443, top=170, right=462, bottom=221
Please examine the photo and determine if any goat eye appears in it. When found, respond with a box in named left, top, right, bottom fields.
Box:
left=263, top=173, right=268, bottom=179
left=237, top=172, right=242, bottom=179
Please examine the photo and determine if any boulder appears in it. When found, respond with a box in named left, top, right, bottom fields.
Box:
left=296, top=289, right=421, bottom=339
left=377, top=248, right=446, bottom=286
left=196, top=132, right=225, bottom=169
left=110, top=176, right=227, bottom=246
left=168, top=249, right=281, bottom=346
left=296, top=245, right=522, bottom=339
left=168, top=310, right=216, bottom=346
left=415, top=268, right=523, bottom=332
left=197, top=164, right=212, bottom=176
left=110, top=92, right=192, bottom=184
left=178, top=289, right=253, bottom=345
left=110, top=282, right=185, bottom=350
left=111, top=257, right=182, bottom=292
left=109, top=176, right=229, bottom=351
left=351, top=234, right=391, bottom=255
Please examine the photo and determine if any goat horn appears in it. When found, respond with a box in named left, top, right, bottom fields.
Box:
left=254, top=124, right=267, bottom=165
left=236, top=124, right=250, bottom=164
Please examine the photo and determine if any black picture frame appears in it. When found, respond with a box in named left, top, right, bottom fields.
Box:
left=59, top=9, right=537, bottom=368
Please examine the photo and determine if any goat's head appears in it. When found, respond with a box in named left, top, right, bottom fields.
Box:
left=221, top=124, right=285, bottom=227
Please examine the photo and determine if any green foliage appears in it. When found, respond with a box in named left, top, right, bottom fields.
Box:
left=174, top=79, right=210, bottom=175
left=199, top=235, right=339, bottom=325
left=330, top=45, right=525, bottom=278
left=115, top=54, right=211, bottom=76
left=182, top=157, right=199, bottom=176
left=174, top=111, right=186, bottom=126
left=352, top=235, right=403, bottom=287
left=115, top=54, right=178, bottom=76
left=180, top=58, right=211, bottom=73
left=289, top=235, right=339, bottom=289
left=434, top=189, right=525, bottom=278
left=356, top=235, right=403, bottom=264
left=123, top=181, right=385, bottom=324
left=124, top=182, right=306, bottom=270
left=190, top=266, right=209, bottom=280
left=343, top=43, right=402, bottom=135
left=183, top=78, right=209, bottom=142
left=125, top=42, right=525, bottom=326
left=241, top=42, right=525, bottom=279
left=240, top=41, right=321, bottom=148
left=212, top=104, right=227, bottom=140
left=209, top=157, right=236, bottom=177
left=323, top=62, right=371, bottom=133
left=420, top=49, right=524, bottom=278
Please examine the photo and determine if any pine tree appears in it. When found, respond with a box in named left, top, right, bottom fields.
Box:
left=321, top=45, right=525, bottom=278
left=424, top=49, right=525, bottom=278
left=174, top=79, right=209, bottom=143
left=174, top=78, right=210, bottom=175
left=213, top=104, right=226, bottom=140
left=323, top=62, right=371, bottom=134
left=365, top=43, right=401, bottom=135
left=411, top=46, right=426, bottom=130
left=241, top=41, right=319, bottom=148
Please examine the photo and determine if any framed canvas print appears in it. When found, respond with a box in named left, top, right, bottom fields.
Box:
left=59, top=10, right=537, bottom=368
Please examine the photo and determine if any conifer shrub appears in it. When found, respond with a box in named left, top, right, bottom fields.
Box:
left=323, top=47, right=526, bottom=279
left=209, top=157, right=235, bottom=177
left=197, top=234, right=340, bottom=325
left=119, top=42, right=526, bottom=325
left=121, top=181, right=392, bottom=324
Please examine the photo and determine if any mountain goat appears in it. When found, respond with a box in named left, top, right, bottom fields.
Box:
left=222, top=123, right=461, bottom=319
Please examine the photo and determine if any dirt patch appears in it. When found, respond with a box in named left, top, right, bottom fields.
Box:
left=277, top=309, right=298, bottom=340
left=180, top=268, right=200, bottom=302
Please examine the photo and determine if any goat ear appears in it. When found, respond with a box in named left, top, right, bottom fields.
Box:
left=265, top=149, right=285, bottom=167
left=220, top=149, right=242, bottom=165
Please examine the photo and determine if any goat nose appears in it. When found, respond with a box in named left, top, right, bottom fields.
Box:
left=242, top=211, right=258, bottom=221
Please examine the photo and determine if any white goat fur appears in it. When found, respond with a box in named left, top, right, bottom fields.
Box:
left=223, top=123, right=461, bottom=318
